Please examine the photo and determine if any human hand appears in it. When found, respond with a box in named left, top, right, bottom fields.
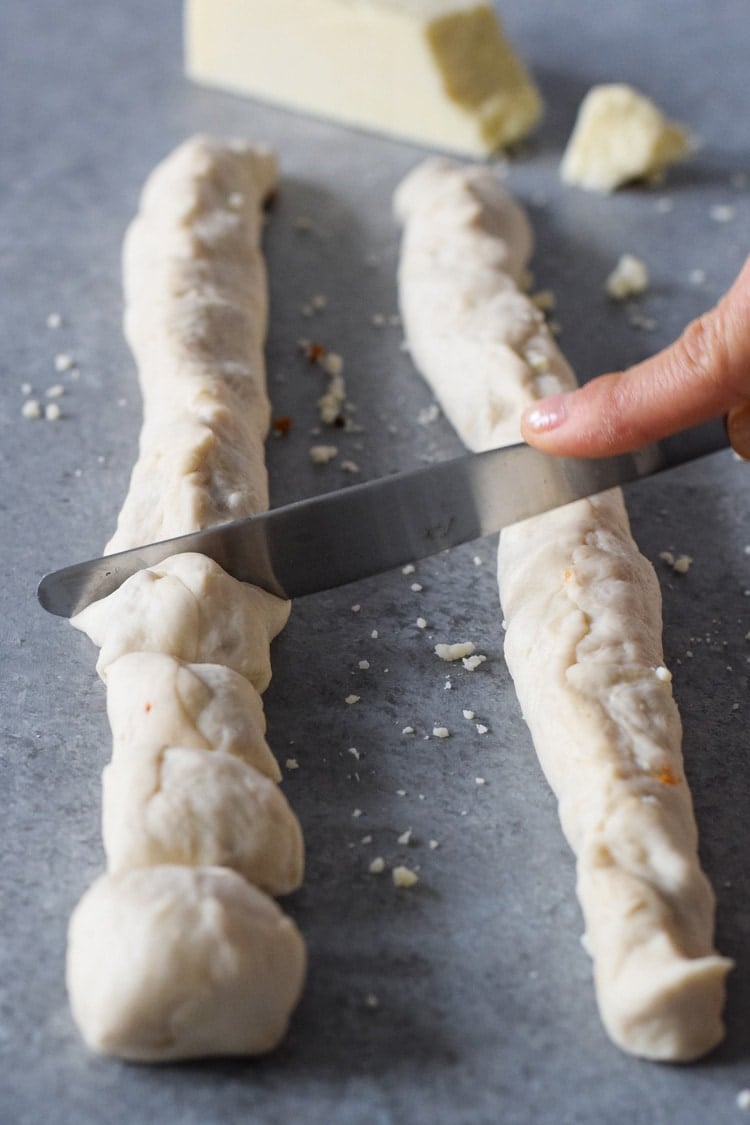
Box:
left=521, top=255, right=750, bottom=459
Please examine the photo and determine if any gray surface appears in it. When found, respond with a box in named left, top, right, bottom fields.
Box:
left=1, top=2, right=749, bottom=1122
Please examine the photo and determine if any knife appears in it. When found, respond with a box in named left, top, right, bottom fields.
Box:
left=37, top=419, right=728, bottom=619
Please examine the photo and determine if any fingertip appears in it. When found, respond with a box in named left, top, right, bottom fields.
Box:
left=521, top=394, right=568, bottom=435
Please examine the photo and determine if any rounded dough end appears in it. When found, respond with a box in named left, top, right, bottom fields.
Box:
left=66, top=866, right=306, bottom=1062
left=598, top=950, right=731, bottom=1062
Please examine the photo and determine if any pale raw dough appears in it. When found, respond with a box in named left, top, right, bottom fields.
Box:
left=106, top=653, right=281, bottom=781
left=66, top=866, right=306, bottom=1062
left=66, top=137, right=305, bottom=1061
left=108, top=135, right=278, bottom=551
left=394, top=159, right=577, bottom=452
left=102, top=747, right=303, bottom=893
left=72, top=552, right=290, bottom=690
left=395, top=158, right=730, bottom=1060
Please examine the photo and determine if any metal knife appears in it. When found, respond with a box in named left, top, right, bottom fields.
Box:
left=37, top=419, right=728, bottom=619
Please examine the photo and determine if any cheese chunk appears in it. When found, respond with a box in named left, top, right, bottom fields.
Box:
left=561, top=84, right=691, bottom=193
left=185, top=0, right=542, bottom=156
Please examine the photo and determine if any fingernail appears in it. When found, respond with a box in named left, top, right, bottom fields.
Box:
left=727, top=402, right=750, bottom=460
left=523, top=394, right=568, bottom=432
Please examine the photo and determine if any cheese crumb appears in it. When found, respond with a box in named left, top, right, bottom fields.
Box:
left=462, top=654, right=487, bottom=671
left=309, top=443, right=338, bottom=464
left=737, top=1090, right=750, bottom=1111
left=392, top=866, right=419, bottom=888
left=402, top=564, right=416, bottom=575
left=710, top=204, right=735, bottom=223
left=371, top=629, right=379, bottom=639
left=660, top=550, right=693, bottom=574
left=22, top=399, right=42, bottom=420
left=44, top=403, right=62, bottom=421
left=462, top=709, right=475, bottom=721
left=397, top=829, right=412, bottom=845
left=54, top=352, right=75, bottom=373
left=475, top=777, right=486, bottom=786
left=417, top=403, right=440, bottom=425
left=285, top=757, right=299, bottom=771
left=416, top=617, right=427, bottom=630
left=345, top=694, right=361, bottom=705
left=358, top=660, right=370, bottom=670
left=410, top=582, right=423, bottom=592
left=476, top=723, right=489, bottom=734
left=348, top=747, right=361, bottom=760
left=401, top=726, right=414, bottom=735
left=673, top=554, right=693, bottom=574
left=46, top=312, right=63, bottom=329
left=654, top=665, right=672, bottom=683
left=352, top=808, right=363, bottom=818
left=429, top=840, right=439, bottom=850
left=321, top=351, right=343, bottom=377
left=605, top=254, right=649, bottom=300
left=46, top=383, right=65, bottom=398
left=432, top=726, right=450, bottom=739
left=435, top=641, right=476, bottom=662
left=351, top=604, right=361, bottom=613
left=340, top=459, right=360, bottom=473
left=369, top=857, right=385, bottom=874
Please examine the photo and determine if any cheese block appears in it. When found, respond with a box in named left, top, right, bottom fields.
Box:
left=185, top=0, right=542, bottom=156
left=561, top=84, right=691, bottom=192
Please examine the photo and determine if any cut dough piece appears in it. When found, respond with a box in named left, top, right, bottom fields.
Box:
left=106, top=653, right=281, bottom=782
left=102, top=747, right=304, bottom=894
left=72, top=552, right=290, bottom=690
left=395, top=158, right=730, bottom=1060
left=108, top=135, right=278, bottom=552
left=561, top=84, right=691, bottom=193
left=66, top=866, right=306, bottom=1062
left=185, top=0, right=542, bottom=157
left=395, top=158, right=577, bottom=451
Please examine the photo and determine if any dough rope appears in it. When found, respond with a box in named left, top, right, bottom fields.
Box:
left=67, top=137, right=305, bottom=1062
left=395, top=158, right=731, bottom=1062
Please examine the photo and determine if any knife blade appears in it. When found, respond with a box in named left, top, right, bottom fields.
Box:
left=37, top=419, right=728, bottom=618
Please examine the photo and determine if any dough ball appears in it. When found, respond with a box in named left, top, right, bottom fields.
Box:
left=67, top=866, right=306, bottom=1061
left=103, top=746, right=303, bottom=895
left=106, top=652, right=281, bottom=781
left=72, top=552, right=290, bottom=690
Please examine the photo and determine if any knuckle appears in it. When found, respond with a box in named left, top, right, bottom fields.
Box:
left=674, top=311, right=728, bottom=392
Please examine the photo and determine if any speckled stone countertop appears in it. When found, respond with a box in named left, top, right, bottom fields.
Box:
left=1, top=3, right=749, bottom=1122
